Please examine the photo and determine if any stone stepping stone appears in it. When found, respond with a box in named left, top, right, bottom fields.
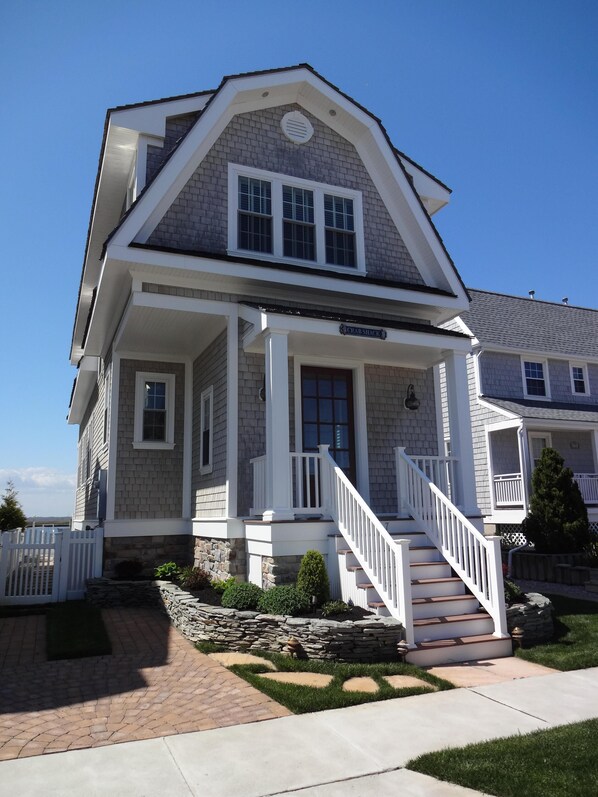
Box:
left=258, top=672, right=333, bottom=688
left=382, top=674, right=436, bottom=690
left=208, top=652, right=276, bottom=670
left=342, top=676, right=379, bottom=693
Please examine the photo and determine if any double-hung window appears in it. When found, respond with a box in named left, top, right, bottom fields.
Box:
left=570, top=363, right=589, bottom=396
left=199, top=386, right=214, bottom=474
left=134, top=372, right=176, bottom=449
left=522, top=359, right=550, bottom=399
left=229, top=164, right=364, bottom=272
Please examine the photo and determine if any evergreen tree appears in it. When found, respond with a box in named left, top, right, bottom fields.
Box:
left=522, top=448, right=591, bottom=554
left=0, top=481, right=28, bottom=531
left=296, top=549, right=330, bottom=606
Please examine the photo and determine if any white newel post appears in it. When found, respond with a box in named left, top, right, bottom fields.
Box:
left=517, top=423, right=531, bottom=510
left=444, top=351, right=479, bottom=517
left=263, top=330, right=293, bottom=521
left=395, top=446, right=410, bottom=517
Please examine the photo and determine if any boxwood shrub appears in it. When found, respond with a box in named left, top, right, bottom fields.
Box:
left=221, top=581, right=263, bottom=610
left=257, top=585, right=310, bottom=616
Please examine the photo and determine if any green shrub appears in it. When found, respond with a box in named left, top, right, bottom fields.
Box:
left=522, top=448, right=591, bottom=554
left=113, top=559, right=143, bottom=579
left=257, top=585, right=311, bottom=616
left=211, top=576, right=237, bottom=595
left=504, top=579, right=523, bottom=606
left=296, top=549, right=330, bottom=606
left=179, top=566, right=211, bottom=591
left=221, top=581, right=263, bottom=610
left=154, top=561, right=181, bottom=581
left=321, top=599, right=351, bottom=617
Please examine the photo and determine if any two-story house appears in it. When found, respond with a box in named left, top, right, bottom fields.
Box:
left=68, top=65, right=510, bottom=664
left=451, top=289, right=598, bottom=534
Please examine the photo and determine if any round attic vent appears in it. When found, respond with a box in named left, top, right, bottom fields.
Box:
left=280, top=111, right=314, bottom=144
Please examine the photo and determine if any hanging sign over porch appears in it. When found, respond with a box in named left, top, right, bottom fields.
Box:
left=339, top=323, right=387, bottom=340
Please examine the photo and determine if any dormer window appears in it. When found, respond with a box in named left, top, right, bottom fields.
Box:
left=228, top=164, right=364, bottom=272
left=522, top=358, right=550, bottom=399
left=570, top=363, right=589, bottom=395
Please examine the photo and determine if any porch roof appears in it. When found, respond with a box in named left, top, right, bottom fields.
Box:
left=485, top=396, right=598, bottom=424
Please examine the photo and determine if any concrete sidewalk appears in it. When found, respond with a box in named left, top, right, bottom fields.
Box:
left=1, top=667, right=597, bottom=796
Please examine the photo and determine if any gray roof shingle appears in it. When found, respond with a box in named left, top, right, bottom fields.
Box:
left=485, top=397, right=598, bottom=423
left=462, top=289, right=598, bottom=358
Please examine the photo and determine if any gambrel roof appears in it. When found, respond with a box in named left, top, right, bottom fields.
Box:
left=461, top=289, right=598, bottom=359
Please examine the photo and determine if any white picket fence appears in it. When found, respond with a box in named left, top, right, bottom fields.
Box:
left=0, top=526, right=103, bottom=604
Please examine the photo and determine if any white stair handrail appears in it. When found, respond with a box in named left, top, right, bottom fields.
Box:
left=396, top=447, right=508, bottom=638
left=319, top=445, right=414, bottom=645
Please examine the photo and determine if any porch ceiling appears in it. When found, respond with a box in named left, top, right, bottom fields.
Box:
left=115, top=302, right=227, bottom=359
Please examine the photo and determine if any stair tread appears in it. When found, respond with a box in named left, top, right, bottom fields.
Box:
left=410, top=561, right=449, bottom=568
left=412, top=594, right=477, bottom=605
left=411, top=576, right=461, bottom=585
left=412, top=634, right=509, bottom=651
left=414, top=612, right=490, bottom=626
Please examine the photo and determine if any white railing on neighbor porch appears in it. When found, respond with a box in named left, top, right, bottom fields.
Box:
left=318, top=445, right=414, bottom=642
left=574, top=474, right=598, bottom=504
left=396, top=448, right=508, bottom=638
left=494, top=473, right=524, bottom=506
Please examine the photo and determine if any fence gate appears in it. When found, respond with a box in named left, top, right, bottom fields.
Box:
left=0, top=527, right=104, bottom=605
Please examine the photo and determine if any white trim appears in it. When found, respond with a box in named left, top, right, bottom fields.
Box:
left=133, top=371, right=176, bottom=448
left=528, top=431, right=553, bottom=467
left=106, top=354, right=120, bottom=521
left=475, top=343, right=598, bottom=368
left=292, top=354, right=370, bottom=503
left=521, top=356, right=551, bottom=400
left=433, top=364, right=445, bottom=456
left=192, top=517, right=245, bottom=539
left=227, top=163, right=365, bottom=274
left=570, top=361, right=590, bottom=396
left=226, top=310, right=239, bottom=517
left=103, top=518, right=191, bottom=537
left=199, top=385, right=214, bottom=474
left=182, top=358, right=193, bottom=518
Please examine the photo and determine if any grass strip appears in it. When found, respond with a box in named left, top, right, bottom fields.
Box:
left=46, top=600, right=112, bottom=660
left=197, top=644, right=452, bottom=713
left=407, top=718, right=598, bottom=797
left=515, top=593, right=598, bottom=671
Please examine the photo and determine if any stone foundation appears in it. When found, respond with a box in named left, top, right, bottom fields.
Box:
left=193, top=537, right=247, bottom=580
left=103, top=535, right=194, bottom=578
left=86, top=579, right=404, bottom=662
left=506, top=592, right=553, bottom=644
left=261, top=555, right=303, bottom=589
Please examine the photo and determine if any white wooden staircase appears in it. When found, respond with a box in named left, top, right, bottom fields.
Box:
left=335, top=522, right=512, bottom=666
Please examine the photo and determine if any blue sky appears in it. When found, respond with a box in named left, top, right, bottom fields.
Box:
left=1, top=0, right=596, bottom=516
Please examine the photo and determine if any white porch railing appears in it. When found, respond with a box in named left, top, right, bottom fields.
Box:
left=493, top=473, right=524, bottom=506
left=410, top=456, right=457, bottom=502
left=319, top=445, right=414, bottom=642
left=492, top=471, right=598, bottom=507
left=250, top=453, right=326, bottom=515
left=396, top=448, right=508, bottom=638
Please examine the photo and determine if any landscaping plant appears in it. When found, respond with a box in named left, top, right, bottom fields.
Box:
left=0, top=480, right=27, bottom=531
left=296, top=549, right=330, bottom=606
left=221, top=581, right=263, bottom=610
left=257, top=585, right=311, bottom=616
left=522, top=448, right=591, bottom=553
left=320, top=600, right=351, bottom=617
left=178, top=566, right=211, bottom=591
left=154, top=561, right=181, bottom=581
left=211, top=576, right=237, bottom=594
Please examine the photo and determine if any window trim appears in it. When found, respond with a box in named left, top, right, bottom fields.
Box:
left=529, top=431, right=552, bottom=468
left=521, top=357, right=551, bottom=400
left=199, top=385, right=214, bottom=475
left=133, top=372, right=176, bottom=450
left=570, top=362, right=590, bottom=396
left=227, top=163, right=366, bottom=274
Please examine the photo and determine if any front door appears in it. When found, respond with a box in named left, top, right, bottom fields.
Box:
left=301, top=366, right=356, bottom=484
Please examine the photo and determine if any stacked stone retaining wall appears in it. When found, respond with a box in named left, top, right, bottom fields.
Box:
left=506, top=592, right=553, bottom=644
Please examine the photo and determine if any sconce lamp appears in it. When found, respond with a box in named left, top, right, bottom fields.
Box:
left=404, top=384, right=420, bottom=411
left=259, top=376, right=266, bottom=402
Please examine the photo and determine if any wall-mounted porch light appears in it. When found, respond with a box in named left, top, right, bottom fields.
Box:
left=259, top=377, right=266, bottom=402
left=404, top=384, right=420, bottom=411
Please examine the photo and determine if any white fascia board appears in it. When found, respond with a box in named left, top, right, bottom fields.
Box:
left=486, top=418, right=522, bottom=433
left=477, top=397, right=520, bottom=420
left=399, top=157, right=450, bottom=215
left=107, top=243, right=465, bottom=313
left=109, top=94, right=212, bottom=138
left=67, top=368, right=97, bottom=425
left=523, top=418, right=598, bottom=432
left=129, top=289, right=237, bottom=319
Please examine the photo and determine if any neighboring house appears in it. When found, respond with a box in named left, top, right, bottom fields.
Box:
left=448, top=289, right=598, bottom=533
left=68, top=65, right=510, bottom=663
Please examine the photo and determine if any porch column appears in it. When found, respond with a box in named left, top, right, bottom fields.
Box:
left=263, top=330, right=293, bottom=521
left=517, top=423, right=531, bottom=510
left=444, top=351, right=480, bottom=516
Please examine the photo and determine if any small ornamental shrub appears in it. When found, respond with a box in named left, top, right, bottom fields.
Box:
left=154, top=561, right=181, bottom=581
left=221, top=581, right=263, bottom=611
left=257, top=585, right=311, bottom=616
left=296, top=549, right=330, bottom=606
left=179, top=566, right=211, bottom=591
left=211, top=576, right=237, bottom=595
left=320, top=600, right=351, bottom=617
left=113, top=559, right=144, bottom=579
left=522, top=448, right=591, bottom=554
left=504, top=579, right=524, bottom=606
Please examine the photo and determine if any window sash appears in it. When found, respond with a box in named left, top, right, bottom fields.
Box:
left=524, top=361, right=546, bottom=397
left=572, top=366, right=586, bottom=394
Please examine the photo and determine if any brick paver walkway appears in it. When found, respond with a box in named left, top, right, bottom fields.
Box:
left=0, top=607, right=289, bottom=760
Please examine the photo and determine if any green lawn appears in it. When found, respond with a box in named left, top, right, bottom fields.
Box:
left=196, top=643, right=452, bottom=713
left=46, top=601, right=112, bottom=660
left=515, top=593, right=598, bottom=671
left=407, top=719, right=598, bottom=797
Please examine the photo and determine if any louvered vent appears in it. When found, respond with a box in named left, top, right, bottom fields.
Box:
left=280, top=111, right=314, bottom=144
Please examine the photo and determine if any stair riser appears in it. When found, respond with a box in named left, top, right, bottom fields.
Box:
left=390, top=534, right=430, bottom=548
left=406, top=637, right=513, bottom=667
left=411, top=580, right=465, bottom=599
left=408, top=547, right=443, bottom=563
left=412, top=597, right=479, bottom=619
left=414, top=617, right=494, bottom=643
left=410, top=563, right=452, bottom=580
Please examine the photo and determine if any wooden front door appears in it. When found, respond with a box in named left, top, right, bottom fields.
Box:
left=301, top=366, right=356, bottom=484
